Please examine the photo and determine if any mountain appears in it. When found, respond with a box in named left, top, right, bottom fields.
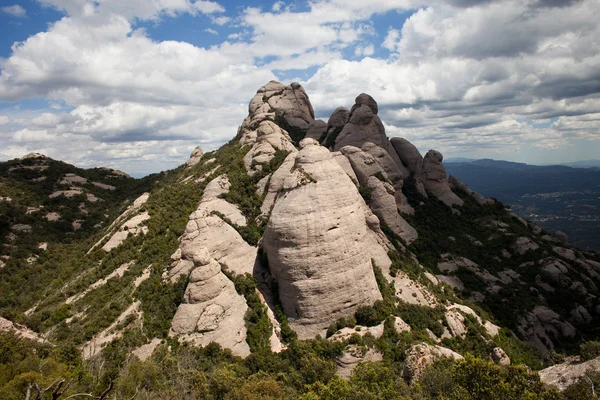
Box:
left=1, top=82, right=599, bottom=399
left=561, top=160, right=600, bottom=168
left=445, top=159, right=600, bottom=251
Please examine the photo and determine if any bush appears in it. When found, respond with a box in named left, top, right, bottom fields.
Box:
left=580, top=341, right=600, bottom=361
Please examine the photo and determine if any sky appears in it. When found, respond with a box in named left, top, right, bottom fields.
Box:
left=0, top=0, right=599, bottom=176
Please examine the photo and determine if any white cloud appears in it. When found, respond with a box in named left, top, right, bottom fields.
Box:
left=204, top=28, right=218, bottom=35
left=1, top=4, right=26, bottom=17
left=0, top=0, right=598, bottom=174
left=211, top=15, right=231, bottom=25
left=272, top=1, right=285, bottom=12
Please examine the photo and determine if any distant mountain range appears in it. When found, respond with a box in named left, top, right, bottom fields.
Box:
left=445, top=157, right=600, bottom=169
left=446, top=159, right=600, bottom=250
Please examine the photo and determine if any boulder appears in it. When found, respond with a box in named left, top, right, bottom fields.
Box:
left=337, top=345, right=383, bottom=379
left=421, top=150, right=463, bottom=207
left=305, top=119, right=328, bottom=141
left=512, top=237, right=540, bottom=255
left=402, top=343, right=463, bottom=384
left=361, top=142, right=413, bottom=213
left=186, top=146, right=204, bottom=168
left=365, top=176, right=418, bottom=244
left=539, top=356, right=600, bottom=391
left=517, top=306, right=576, bottom=357
left=333, top=94, right=402, bottom=168
left=262, top=139, right=384, bottom=339
left=555, top=231, right=568, bottom=245
left=491, top=347, right=511, bottom=366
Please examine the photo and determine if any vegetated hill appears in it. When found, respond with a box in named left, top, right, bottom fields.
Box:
left=445, top=159, right=600, bottom=251
left=1, top=82, right=599, bottom=400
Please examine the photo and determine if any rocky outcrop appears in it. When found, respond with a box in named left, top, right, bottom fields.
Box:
left=402, top=343, right=463, bottom=384
left=333, top=94, right=402, bottom=167
left=512, top=237, right=540, bottom=255
left=421, top=150, right=464, bottom=207
left=337, top=345, right=383, bottom=379
left=0, top=316, right=46, bottom=343
left=305, top=119, right=327, bottom=141
left=448, top=175, right=486, bottom=205
left=361, top=142, right=413, bottom=214
left=539, top=356, right=600, bottom=391
left=518, top=306, right=576, bottom=358
left=262, top=139, right=384, bottom=339
left=339, top=145, right=417, bottom=244
left=365, top=176, right=418, bottom=244
left=492, top=347, right=511, bottom=365
left=245, top=80, right=314, bottom=137
left=186, top=146, right=204, bottom=168
left=166, top=175, right=261, bottom=357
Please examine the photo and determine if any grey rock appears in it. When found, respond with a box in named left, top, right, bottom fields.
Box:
left=305, top=119, right=327, bottom=141
left=186, top=146, right=204, bottom=168
left=492, top=347, right=511, bottom=365
left=262, top=140, right=384, bottom=339
left=421, top=150, right=464, bottom=207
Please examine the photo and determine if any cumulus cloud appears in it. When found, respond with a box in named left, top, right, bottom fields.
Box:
left=1, top=4, right=26, bottom=17
left=0, top=0, right=598, bottom=174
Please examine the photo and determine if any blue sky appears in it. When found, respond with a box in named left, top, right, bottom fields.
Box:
left=0, top=0, right=599, bottom=176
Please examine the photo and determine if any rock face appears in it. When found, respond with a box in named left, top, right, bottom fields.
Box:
left=492, top=347, right=511, bottom=365
left=421, top=150, right=464, bottom=207
left=339, top=145, right=418, bottom=243
left=262, top=139, right=384, bottom=339
left=186, top=146, right=204, bottom=168
left=390, top=137, right=428, bottom=198
left=247, top=80, right=314, bottom=134
left=448, top=175, right=486, bottom=205
left=167, top=175, right=259, bottom=357
left=539, top=356, right=600, bottom=391
left=337, top=345, right=383, bottom=379
left=402, top=343, right=463, bottom=384
left=305, top=119, right=327, bottom=141
left=333, top=94, right=401, bottom=168
left=239, top=81, right=304, bottom=174
left=518, top=306, right=576, bottom=357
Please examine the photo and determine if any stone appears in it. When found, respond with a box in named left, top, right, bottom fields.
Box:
left=365, top=176, right=418, bottom=244
left=167, top=176, right=261, bottom=357
left=421, top=150, right=464, bottom=207
left=337, top=345, right=383, bottom=379
left=333, top=94, right=402, bottom=168
left=186, top=146, right=204, bottom=167
left=331, top=152, right=359, bottom=185
left=262, top=141, right=385, bottom=339
left=437, top=275, right=464, bottom=291
left=517, top=306, right=576, bottom=357
left=361, top=142, right=413, bottom=213
left=448, top=175, right=486, bottom=205
left=328, top=107, right=351, bottom=129
left=305, top=119, right=327, bottom=141
left=539, top=356, right=600, bottom=391
left=260, top=153, right=296, bottom=217
left=555, top=231, right=568, bottom=245
left=402, top=343, right=463, bottom=384
left=491, top=347, right=511, bottom=365
left=553, top=246, right=577, bottom=262
left=512, top=237, right=540, bottom=255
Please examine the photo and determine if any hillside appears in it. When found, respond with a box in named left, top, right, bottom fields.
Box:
left=445, top=159, right=600, bottom=250
left=1, top=82, right=599, bottom=399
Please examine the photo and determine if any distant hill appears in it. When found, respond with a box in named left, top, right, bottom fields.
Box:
left=446, top=159, right=600, bottom=250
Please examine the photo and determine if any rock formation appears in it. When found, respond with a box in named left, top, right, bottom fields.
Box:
left=262, top=139, right=384, bottom=338
left=167, top=174, right=259, bottom=356
left=186, top=146, right=204, bottom=167
left=333, top=94, right=402, bottom=168
left=402, top=343, right=463, bottom=384
left=421, top=150, right=464, bottom=207
left=448, top=175, right=486, bottom=205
